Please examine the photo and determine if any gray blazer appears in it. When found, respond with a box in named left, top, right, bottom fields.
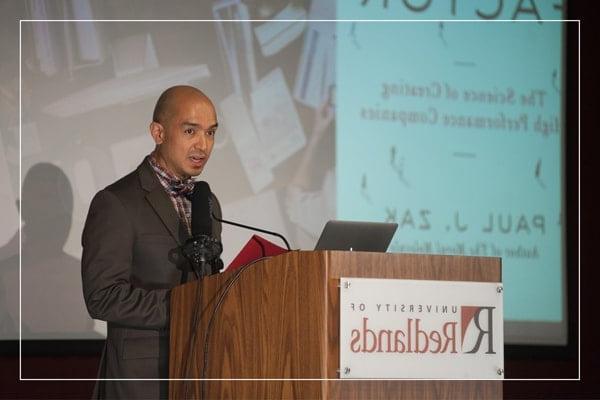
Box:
left=81, top=158, right=222, bottom=399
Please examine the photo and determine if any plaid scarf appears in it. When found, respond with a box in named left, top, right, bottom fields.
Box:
left=147, top=154, right=193, bottom=235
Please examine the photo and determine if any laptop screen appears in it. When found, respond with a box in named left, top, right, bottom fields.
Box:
left=314, top=220, right=398, bottom=252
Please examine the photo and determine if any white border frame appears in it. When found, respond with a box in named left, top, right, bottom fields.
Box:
left=17, top=18, right=580, bottom=383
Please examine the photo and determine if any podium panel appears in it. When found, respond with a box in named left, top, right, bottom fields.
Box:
left=169, top=251, right=502, bottom=399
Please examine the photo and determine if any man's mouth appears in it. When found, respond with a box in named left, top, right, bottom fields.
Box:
left=189, top=155, right=206, bottom=167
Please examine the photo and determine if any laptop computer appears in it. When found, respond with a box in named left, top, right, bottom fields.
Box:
left=314, top=220, right=398, bottom=252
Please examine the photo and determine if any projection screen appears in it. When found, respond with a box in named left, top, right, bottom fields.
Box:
left=0, top=0, right=566, bottom=346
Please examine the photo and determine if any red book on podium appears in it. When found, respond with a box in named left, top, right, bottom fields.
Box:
left=227, top=234, right=288, bottom=271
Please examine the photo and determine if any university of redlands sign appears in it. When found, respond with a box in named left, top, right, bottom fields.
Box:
left=340, top=278, right=503, bottom=379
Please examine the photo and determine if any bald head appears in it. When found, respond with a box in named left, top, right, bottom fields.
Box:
left=149, top=85, right=218, bottom=178
left=152, top=85, right=213, bottom=124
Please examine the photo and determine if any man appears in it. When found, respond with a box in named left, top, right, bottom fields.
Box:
left=81, top=86, right=222, bottom=399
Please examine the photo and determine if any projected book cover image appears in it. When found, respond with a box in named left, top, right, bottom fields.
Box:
left=336, top=2, right=564, bottom=345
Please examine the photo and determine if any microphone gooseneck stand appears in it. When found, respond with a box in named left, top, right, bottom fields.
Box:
left=211, top=212, right=292, bottom=251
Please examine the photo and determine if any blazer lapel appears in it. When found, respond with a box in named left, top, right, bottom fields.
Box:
left=138, top=159, right=189, bottom=245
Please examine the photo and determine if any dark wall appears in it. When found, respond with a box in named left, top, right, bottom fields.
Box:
left=1, top=1, right=597, bottom=399
left=502, top=0, right=597, bottom=397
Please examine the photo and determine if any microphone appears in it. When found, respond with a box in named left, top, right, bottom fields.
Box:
left=181, top=182, right=224, bottom=279
left=191, top=181, right=212, bottom=237
left=210, top=213, right=291, bottom=251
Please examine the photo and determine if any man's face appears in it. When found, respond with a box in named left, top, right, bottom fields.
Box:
left=150, top=94, right=217, bottom=178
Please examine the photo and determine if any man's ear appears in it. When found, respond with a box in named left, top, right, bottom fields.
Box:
left=149, top=121, right=165, bottom=144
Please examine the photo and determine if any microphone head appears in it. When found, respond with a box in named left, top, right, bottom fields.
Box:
left=191, top=181, right=212, bottom=237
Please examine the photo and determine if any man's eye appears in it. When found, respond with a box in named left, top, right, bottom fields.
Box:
left=184, top=128, right=194, bottom=135
left=206, top=130, right=216, bottom=137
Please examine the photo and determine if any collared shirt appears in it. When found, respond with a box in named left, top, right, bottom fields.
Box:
left=147, top=154, right=193, bottom=236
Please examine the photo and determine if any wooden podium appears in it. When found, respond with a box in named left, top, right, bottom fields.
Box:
left=169, top=251, right=502, bottom=399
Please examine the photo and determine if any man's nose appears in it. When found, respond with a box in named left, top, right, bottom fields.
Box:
left=193, top=131, right=208, bottom=151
